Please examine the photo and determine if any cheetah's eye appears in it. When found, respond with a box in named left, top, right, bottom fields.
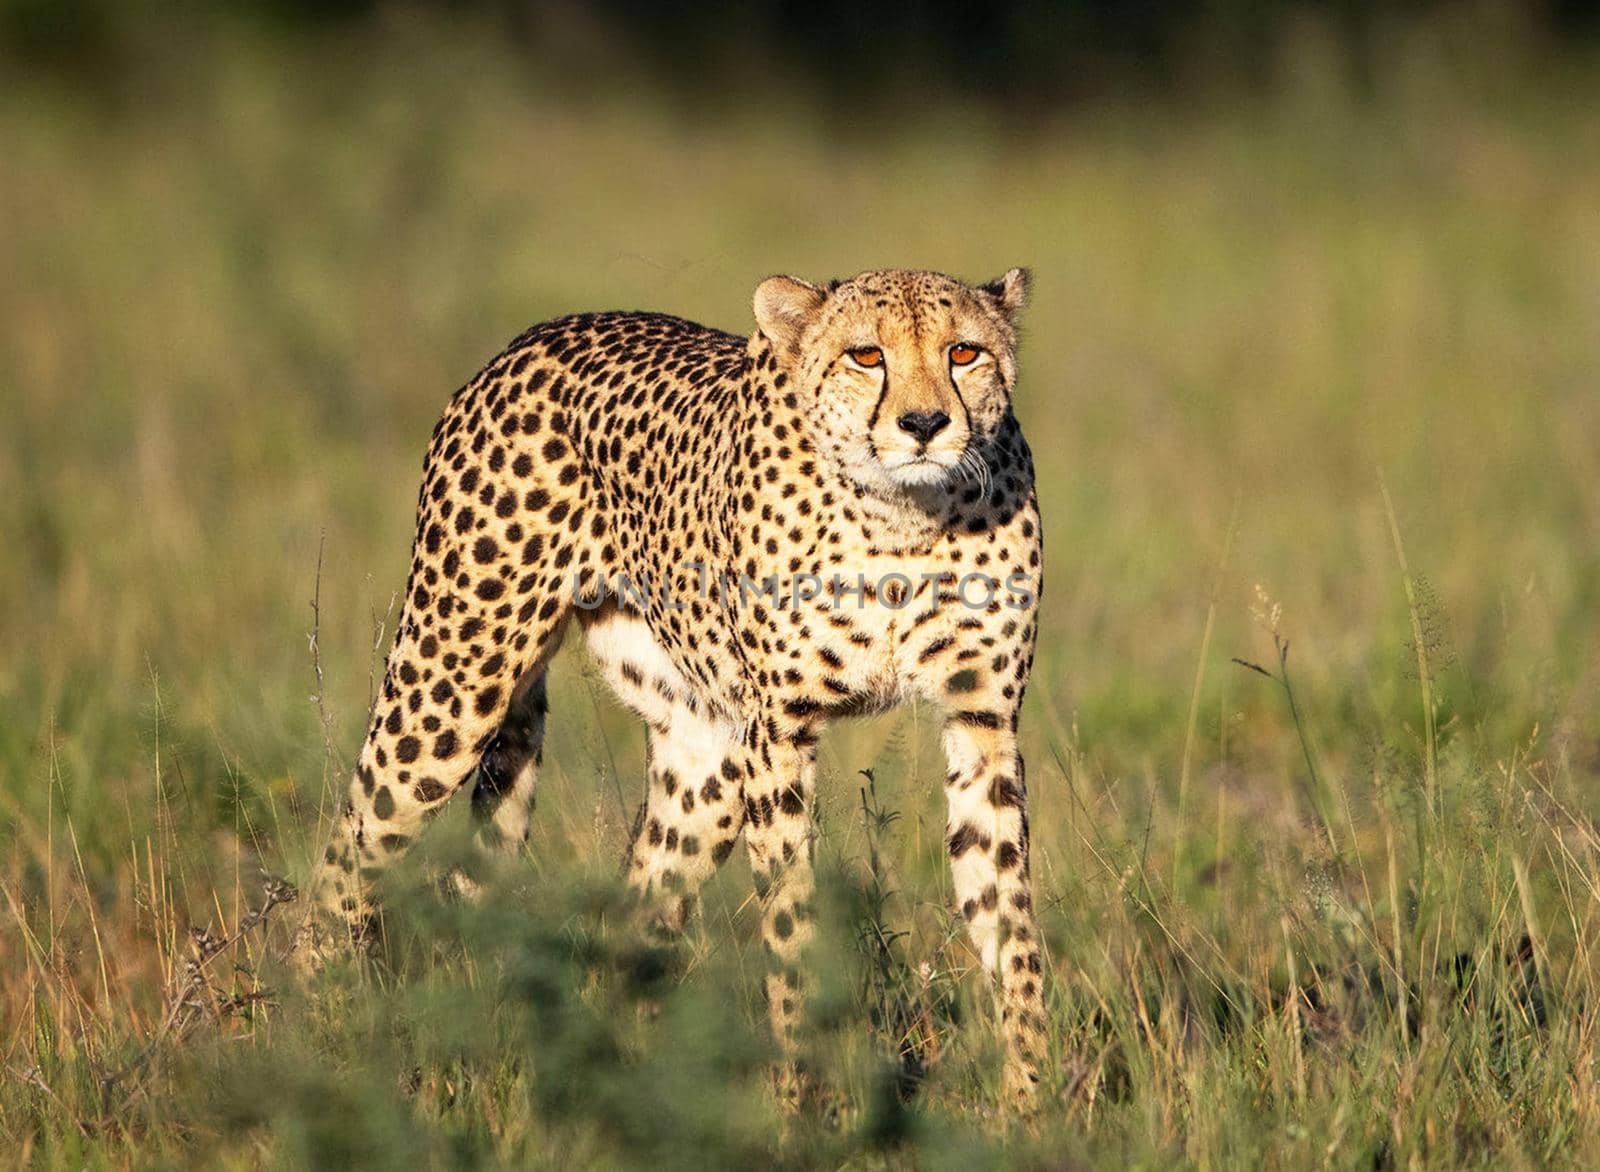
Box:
left=847, top=347, right=884, bottom=368
left=949, top=343, right=980, bottom=366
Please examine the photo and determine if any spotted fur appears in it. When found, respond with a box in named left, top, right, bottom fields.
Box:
left=295, top=268, right=1046, bottom=1105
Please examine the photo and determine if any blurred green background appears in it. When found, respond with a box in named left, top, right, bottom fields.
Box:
left=2, top=2, right=1599, bottom=1165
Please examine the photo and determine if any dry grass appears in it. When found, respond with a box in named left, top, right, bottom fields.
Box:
left=2, top=11, right=1599, bottom=1167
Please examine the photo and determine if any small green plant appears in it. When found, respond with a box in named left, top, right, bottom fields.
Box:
left=1232, top=585, right=1342, bottom=860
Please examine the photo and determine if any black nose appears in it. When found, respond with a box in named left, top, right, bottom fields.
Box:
left=897, top=410, right=951, bottom=444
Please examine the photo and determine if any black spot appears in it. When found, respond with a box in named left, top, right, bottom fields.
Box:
left=946, top=668, right=980, bottom=693
left=947, top=822, right=985, bottom=857
left=395, top=736, right=421, bottom=764
left=988, top=776, right=1024, bottom=808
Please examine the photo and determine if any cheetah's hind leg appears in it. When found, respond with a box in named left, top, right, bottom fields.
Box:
left=290, top=583, right=573, bottom=974
left=450, top=673, right=549, bottom=899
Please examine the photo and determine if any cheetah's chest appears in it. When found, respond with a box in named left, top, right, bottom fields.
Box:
left=738, top=536, right=985, bottom=721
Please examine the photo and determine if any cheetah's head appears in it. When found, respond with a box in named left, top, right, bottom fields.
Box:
left=752, top=267, right=1028, bottom=497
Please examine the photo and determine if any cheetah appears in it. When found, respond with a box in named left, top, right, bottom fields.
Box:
left=296, top=268, right=1047, bottom=1104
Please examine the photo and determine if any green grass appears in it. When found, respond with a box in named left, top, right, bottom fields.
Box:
left=3, top=12, right=1600, bottom=1168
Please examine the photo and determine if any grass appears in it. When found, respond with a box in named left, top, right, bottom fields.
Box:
left=3, top=10, right=1600, bottom=1167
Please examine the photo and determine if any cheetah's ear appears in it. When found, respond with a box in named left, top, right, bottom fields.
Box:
left=753, top=275, right=827, bottom=359
left=978, top=267, right=1030, bottom=323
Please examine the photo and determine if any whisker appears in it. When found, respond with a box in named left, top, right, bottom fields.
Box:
left=961, top=447, right=991, bottom=495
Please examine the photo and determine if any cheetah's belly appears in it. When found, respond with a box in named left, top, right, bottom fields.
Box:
left=580, top=602, right=745, bottom=740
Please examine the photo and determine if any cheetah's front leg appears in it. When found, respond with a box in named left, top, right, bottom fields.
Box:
left=942, top=712, right=1046, bottom=1106
left=742, top=734, right=819, bottom=1104
left=622, top=715, right=748, bottom=934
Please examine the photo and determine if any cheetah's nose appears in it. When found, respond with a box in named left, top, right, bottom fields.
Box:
left=897, top=411, right=951, bottom=444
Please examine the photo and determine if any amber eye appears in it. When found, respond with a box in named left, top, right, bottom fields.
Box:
left=848, top=346, right=884, bottom=368
left=949, top=343, right=980, bottom=366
